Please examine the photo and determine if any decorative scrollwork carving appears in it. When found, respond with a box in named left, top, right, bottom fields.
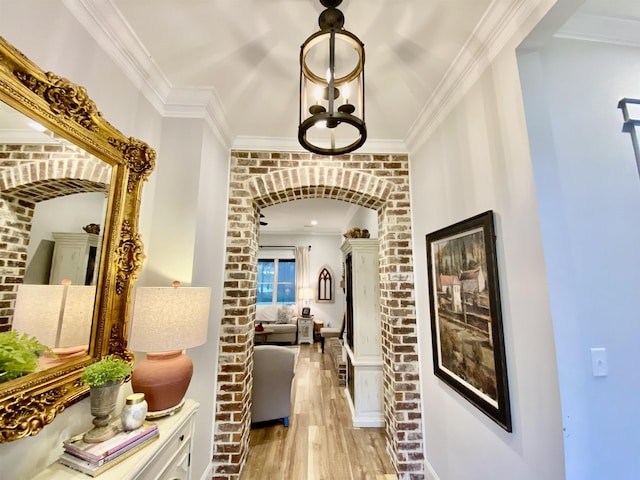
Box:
left=13, top=70, right=100, bottom=132
left=108, top=137, right=156, bottom=192
left=0, top=386, right=68, bottom=443
left=116, top=220, right=145, bottom=295
left=108, top=324, right=135, bottom=365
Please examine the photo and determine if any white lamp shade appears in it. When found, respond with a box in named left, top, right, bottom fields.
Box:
left=129, top=286, right=211, bottom=353
left=299, top=287, right=314, bottom=300
left=12, top=284, right=64, bottom=347
left=59, top=285, right=95, bottom=347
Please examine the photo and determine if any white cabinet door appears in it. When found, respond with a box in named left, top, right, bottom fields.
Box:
left=298, top=317, right=314, bottom=344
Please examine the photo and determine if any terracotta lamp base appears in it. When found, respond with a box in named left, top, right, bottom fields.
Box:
left=131, top=350, right=193, bottom=417
left=38, top=344, right=88, bottom=370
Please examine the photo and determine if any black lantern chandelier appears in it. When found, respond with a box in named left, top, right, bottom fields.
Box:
left=298, top=0, right=366, bottom=155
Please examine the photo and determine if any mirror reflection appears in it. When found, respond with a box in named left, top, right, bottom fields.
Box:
left=0, top=102, right=111, bottom=380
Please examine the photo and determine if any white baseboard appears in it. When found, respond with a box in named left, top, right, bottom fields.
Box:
left=198, top=462, right=214, bottom=480
left=352, top=417, right=385, bottom=428
left=343, top=386, right=384, bottom=427
left=425, top=459, right=441, bottom=480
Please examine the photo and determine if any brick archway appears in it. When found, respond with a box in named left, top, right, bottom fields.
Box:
left=0, top=141, right=110, bottom=330
left=214, top=152, right=425, bottom=480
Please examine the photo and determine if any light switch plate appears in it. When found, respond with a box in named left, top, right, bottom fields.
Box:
left=590, top=347, right=608, bottom=377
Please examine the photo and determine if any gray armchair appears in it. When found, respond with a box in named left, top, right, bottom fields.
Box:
left=251, top=345, right=296, bottom=426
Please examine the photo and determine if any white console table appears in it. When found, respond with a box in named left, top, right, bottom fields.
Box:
left=34, top=399, right=199, bottom=480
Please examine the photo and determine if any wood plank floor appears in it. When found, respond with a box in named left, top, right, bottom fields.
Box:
left=241, top=344, right=397, bottom=480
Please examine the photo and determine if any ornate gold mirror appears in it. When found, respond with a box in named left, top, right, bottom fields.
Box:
left=0, top=35, right=155, bottom=442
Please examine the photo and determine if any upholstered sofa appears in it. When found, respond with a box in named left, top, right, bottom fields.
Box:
left=251, top=345, right=296, bottom=426
left=255, top=304, right=297, bottom=344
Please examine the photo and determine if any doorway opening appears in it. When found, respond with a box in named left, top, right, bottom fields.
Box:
left=213, top=151, right=425, bottom=479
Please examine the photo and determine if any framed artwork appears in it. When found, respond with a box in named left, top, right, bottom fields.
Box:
left=425, top=211, right=511, bottom=431
left=316, top=266, right=335, bottom=303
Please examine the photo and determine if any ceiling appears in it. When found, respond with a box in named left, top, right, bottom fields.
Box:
left=4, top=0, right=638, bottom=233
left=67, top=0, right=526, bottom=152
left=258, top=198, right=372, bottom=235
left=62, top=0, right=529, bottom=234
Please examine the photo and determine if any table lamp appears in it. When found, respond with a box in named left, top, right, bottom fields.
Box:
left=129, top=281, right=211, bottom=418
left=59, top=284, right=95, bottom=347
left=299, top=287, right=314, bottom=316
left=12, top=284, right=65, bottom=347
left=13, top=281, right=94, bottom=368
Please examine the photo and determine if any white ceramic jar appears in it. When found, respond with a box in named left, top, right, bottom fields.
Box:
left=121, top=393, right=148, bottom=431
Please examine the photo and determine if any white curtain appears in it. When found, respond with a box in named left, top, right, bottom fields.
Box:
left=295, top=246, right=310, bottom=308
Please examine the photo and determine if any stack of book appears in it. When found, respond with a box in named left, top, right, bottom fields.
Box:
left=59, top=421, right=159, bottom=477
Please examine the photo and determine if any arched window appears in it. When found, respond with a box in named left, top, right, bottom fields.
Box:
left=317, top=266, right=334, bottom=302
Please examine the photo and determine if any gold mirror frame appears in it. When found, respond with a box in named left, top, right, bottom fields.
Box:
left=0, top=36, right=155, bottom=442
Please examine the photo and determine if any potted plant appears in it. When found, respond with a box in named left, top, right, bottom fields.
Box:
left=81, top=355, right=131, bottom=387
left=0, top=331, right=50, bottom=383
left=81, top=355, right=132, bottom=443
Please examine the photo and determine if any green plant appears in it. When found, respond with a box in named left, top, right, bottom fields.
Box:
left=81, top=355, right=131, bottom=387
left=0, top=331, right=49, bottom=383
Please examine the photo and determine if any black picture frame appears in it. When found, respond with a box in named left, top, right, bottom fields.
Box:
left=301, top=307, right=311, bottom=317
left=425, top=210, right=511, bottom=431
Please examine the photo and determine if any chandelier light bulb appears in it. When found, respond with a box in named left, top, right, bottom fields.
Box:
left=316, top=120, right=327, bottom=129
left=314, top=86, right=323, bottom=104
left=342, top=84, right=350, bottom=104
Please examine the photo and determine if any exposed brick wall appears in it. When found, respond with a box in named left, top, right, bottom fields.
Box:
left=0, top=140, right=109, bottom=330
left=214, top=151, right=425, bottom=480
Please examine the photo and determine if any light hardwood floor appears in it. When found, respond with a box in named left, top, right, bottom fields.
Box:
left=241, top=343, right=397, bottom=480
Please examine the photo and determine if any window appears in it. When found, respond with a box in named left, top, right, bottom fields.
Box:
left=257, top=259, right=296, bottom=305
left=317, top=267, right=334, bottom=302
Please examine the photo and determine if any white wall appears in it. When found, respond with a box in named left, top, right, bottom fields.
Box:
left=345, top=204, right=378, bottom=237
left=27, top=192, right=107, bottom=266
left=260, top=233, right=346, bottom=328
left=187, top=124, right=230, bottom=480
left=410, top=39, right=565, bottom=480
left=137, top=117, right=205, bottom=287
left=518, top=37, right=640, bottom=480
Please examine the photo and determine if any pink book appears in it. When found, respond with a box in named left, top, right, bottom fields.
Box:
left=63, top=421, right=158, bottom=463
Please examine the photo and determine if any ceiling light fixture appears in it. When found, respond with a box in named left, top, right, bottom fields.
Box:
left=298, top=0, right=366, bottom=155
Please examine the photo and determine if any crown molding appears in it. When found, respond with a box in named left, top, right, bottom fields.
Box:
left=232, top=136, right=408, bottom=154
left=63, top=0, right=232, bottom=148
left=555, top=12, right=640, bottom=48
left=62, top=0, right=170, bottom=110
left=405, top=0, right=546, bottom=153
left=261, top=226, right=344, bottom=236
left=63, top=0, right=553, bottom=157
